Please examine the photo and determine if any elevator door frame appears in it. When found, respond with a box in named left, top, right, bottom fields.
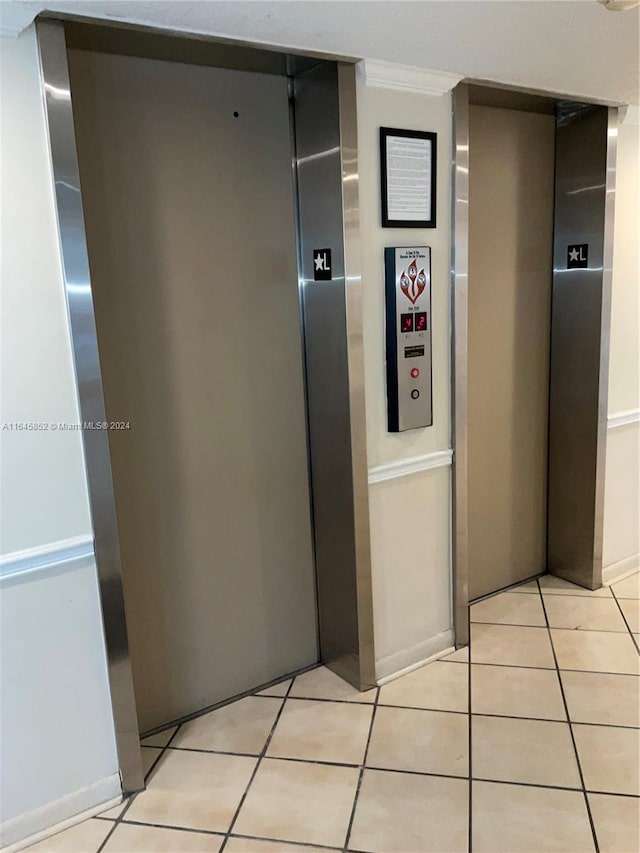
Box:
left=36, top=16, right=375, bottom=795
left=451, top=81, right=619, bottom=647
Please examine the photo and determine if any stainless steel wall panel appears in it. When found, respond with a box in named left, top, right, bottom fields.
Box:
left=548, top=104, right=615, bottom=589
left=451, top=84, right=470, bottom=647
left=35, top=19, right=143, bottom=794
left=292, top=63, right=375, bottom=690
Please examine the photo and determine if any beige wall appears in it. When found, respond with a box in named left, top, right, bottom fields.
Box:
left=603, top=109, right=640, bottom=578
left=357, top=79, right=455, bottom=677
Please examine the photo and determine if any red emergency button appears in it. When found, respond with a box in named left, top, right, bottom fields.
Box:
left=410, top=368, right=420, bottom=379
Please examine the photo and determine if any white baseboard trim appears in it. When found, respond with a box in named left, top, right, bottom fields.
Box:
left=602, top=554, right=640, bottom=586
left=375, top=628, right=455, bottom=683
left=369, top=450, right=453, bottom=484
left=0, top=774, right=121, bottom=852
left=0, top=535, right=94, bottom=584
left=607, top=409, right=640, bottom=429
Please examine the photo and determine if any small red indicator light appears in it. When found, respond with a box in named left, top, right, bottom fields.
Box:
left=410, top=368, right=420, bottom=379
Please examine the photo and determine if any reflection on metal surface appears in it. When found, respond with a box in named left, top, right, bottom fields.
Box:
left=451, top=84, right=470, bottom=648
left=338, top=62, right=376, bottom=690
left=292, top=62, right=375, bottom=690
left=35, top=19, right=144, bottom=794
left=548, top=103, right=616, bottom=590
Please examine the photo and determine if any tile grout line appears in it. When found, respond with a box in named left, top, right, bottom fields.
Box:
left=537, top=578, right=600, bottom=853
left=472, top=620, right=631, bottom=634
left=143, top=710, right=636, bottom=732
left=219, top=677, right=296, bottom=852
left=94, top=724, right=184, bottom=853
left=468, top=660, right=639, bottom=677
left=342, top=684, right=381, bottom=852
left=610, top=586, right=640, bottom=655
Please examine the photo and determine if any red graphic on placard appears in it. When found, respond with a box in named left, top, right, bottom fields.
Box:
left=400, top=260, right=426, bottom=305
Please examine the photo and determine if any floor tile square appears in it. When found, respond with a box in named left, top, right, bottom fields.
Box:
left=442, top=646, right=469, bottom=662
left=471, top=664, right=566, bottom=720
left=543, top=595, right=628, bottom=632
left=561, top=670, right=640, bottom=727
left=510, top=579, right=540, bottom=594
left=378, top=661, right=468, bottom=712
left=348, top=768, right=468, bottom=853
left=172, top=696, right=282, bottom=755
left=611, top=571, right=640, bottom=600
left=233, top=757, right=359, bottom=848
left=266, top=698, right=372, bottom=764
left=472, top=780, right=595, bottom=852
left=574, top=723, right=640, bottom=795
left=227, top=838, right=335, bottom=852
left=25, top=819, right=113, bottom=852
left=472, top=715, right=581, bottom=788
left=618, top=597, right=640, bottom=632
left=471, top=624, right=555, bottom=668
left=366, top=705, right=468, bottom=777
left=471, top=592, right=546, bottom=626
left=125, top=749, right=257, bottom=832
left=103, top=823, right=223, bottom=852
left=551, top=629, right=640, bottom=674
left=588, top=793, right=640, bottom=853
left=142, top=746, right=163, bottom=777
left=539, top=575, right=611, bottom=597
left=289, top=666, right=376, bottom=703
left=256, top=678, right=292, bottom=697
left=141, top=726, right=178, bottom=748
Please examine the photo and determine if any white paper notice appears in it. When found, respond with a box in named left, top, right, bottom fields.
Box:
left=386, top=135, right=432, bottom=222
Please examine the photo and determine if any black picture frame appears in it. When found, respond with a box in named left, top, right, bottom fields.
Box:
left=380, top=127, right=437, bottom=229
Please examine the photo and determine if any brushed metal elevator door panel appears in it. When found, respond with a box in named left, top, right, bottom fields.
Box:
left=68, top=50, right=318, bottom=731
left=468, top=105, right=555, bottom=601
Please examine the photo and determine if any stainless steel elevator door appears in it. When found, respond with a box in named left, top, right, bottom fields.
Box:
left=468, top=105, right=555, bottom=600
left=68, top=49, right=318, bottom=731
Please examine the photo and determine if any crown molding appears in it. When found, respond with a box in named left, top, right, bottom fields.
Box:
left=0, top=2, right=39, bottom=39
left=357, top=59, right=462, bottom=96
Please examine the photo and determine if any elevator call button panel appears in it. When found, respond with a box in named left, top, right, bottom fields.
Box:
left=384, top=246, right=433, bottom=432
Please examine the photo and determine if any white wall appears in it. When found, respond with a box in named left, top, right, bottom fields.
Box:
left=357, top=75, right=455, bottom=678
left=603, top=109, right=640, bottom=579
left=0, top=26, right=120, bottom=848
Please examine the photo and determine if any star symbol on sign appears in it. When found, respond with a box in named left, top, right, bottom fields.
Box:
left=569, top=248, right=580, bottom=262
left=314, top=253, right=326, bottom=271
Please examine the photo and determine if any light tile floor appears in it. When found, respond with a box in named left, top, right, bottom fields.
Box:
left=27, top=572, right=640, bottom=853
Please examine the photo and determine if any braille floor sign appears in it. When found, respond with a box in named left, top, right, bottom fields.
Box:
left=567, top=244, right=588, bottom=269
left=313, top=248, right=332, bottom=281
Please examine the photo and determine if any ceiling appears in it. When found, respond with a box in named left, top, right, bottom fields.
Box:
left=9, top=0, right=640, bottom=104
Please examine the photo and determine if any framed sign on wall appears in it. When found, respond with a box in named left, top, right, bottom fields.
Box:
left=380, top=127, right=437, bottom=228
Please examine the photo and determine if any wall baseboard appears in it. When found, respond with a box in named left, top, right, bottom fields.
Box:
left=369, top=449, right=453, bottom=484
left=0, top=774, right=121, bottom=852
left=602, top=554, right=640, bottom=586
left=375, top=629, right=455, bottom=682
